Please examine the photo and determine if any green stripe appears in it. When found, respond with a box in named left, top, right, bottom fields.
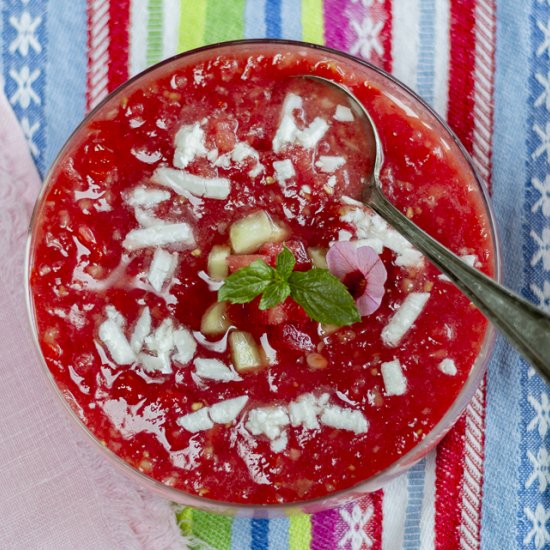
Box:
left=204, top=0, right=246, bottom=44
left=178, top=0, right=207, bottom=52
left=301, top=0, right=325, bottom=45
left=147, top=0, right=163, bottom=66
left=194, top=509, right=233, bottom=549
left=289, top=514, right=312, bottom=549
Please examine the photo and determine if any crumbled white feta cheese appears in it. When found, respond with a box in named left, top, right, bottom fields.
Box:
left=338, top=229, right=353, bottom=241
left=137, top=352, right=171, bottom=374
left=334, top=105, right=354, bottom=122
left=273, top=93, right=329, bottom=152
left=439, top=358, right=457, bottom=376
left=133, top=207, right=162, bottom=228
left=177, top=407, right=213, bottom=433
left=98, top=318, right=136, bottom=365
left=381, top=359, right=407, bottom=396
left=353, top=238, right=384, bottom=254
left=259, top=333, right=277, bottom=365
left=315, top=156, right=346, bottom=173
left=209, top=395, right=249, bottom=424
left=381, top=292, right=430, bottom=347
left=341, top=205, right=424, bottom=268
left=152, top=166, right=231, bottom=200
left=289, top=393, right=329, bottom=430
left=105, top=305, right=125, bottom=326
left=298, top=118, right=329, bottom=149
left=147, top=248, right=178, bottom=293
left=245, top=406, right=289, bottom=440
left=320, top=405, right=368, bottom=434
left=173, top=123, right=207, bottom=169
left=214, top=141, right=264, bottom=177
left=143, top=318, right=175, bottom=373
left=273, top=159, right=295, bottom=185
left=172, top=328, right=197, bottom=364
left=193, top=358, right=240, bottom=382
left=126, top=187, right=170, bottom=208
left=130, top=306, right=151, bottom=354
left=122, top=222, right=195, bottom=250
left=270, top=431, right=288, bottom=453
left=327, top=175, right=337, bottom=188
left=131, top=148, right=162, bottom=164
left=232, top=141, right=257, bottom=163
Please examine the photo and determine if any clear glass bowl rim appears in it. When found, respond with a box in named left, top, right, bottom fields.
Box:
left=25, top=38, right=502, bottom=515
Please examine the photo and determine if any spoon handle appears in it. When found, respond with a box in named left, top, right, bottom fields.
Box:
left=368, top=187, right=550, bottom=384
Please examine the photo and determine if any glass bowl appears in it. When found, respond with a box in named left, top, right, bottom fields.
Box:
left=25, top=39, right=501, bottom=517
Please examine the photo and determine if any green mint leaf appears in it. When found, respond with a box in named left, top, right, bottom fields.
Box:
left=218, top=260, right=275, bottom=304
left=276, top=247, right=296, bottom=280
left=288, top=269, right=361, bottom=326
left=259, top=280, right=291, bottom=310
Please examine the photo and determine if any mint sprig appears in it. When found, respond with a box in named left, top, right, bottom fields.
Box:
left=218, top=247, right=360, bottom=326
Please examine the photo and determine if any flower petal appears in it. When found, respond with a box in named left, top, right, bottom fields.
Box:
left=325, top=241, right=359, bottom=279
left=327, top=241, right=387, bottom=316
left=356, top=246, right=387, bottom=315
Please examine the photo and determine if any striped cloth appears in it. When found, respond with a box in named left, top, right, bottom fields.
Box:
left=1, top=0, right=549, bottom=548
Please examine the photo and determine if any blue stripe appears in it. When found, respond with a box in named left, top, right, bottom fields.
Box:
left=231, top=518, right=252, bottom=549
left=267, top=517, right=290, bottom=549
left=250, top=518, right=269, bottom=550
left=2, top=0, right=48, bottom=176
left=482, top=1, right=536, bottom=549
left=280, top=0, right=301, bottom=40
left=265, top=0, right=282, bottom=39
left=244, top=0, right=267, bottom=39
left=517, top=2, right=550, bottom=549
left=44, top=0, right=87, bottom=172
left=402, top=458, right=426, bottom=549
left=416, top=0, right=436, bottom=105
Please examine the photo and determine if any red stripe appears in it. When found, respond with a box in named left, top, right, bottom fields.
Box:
left=353, top=491, right=384, bottom=550
left=108, top=0, right=131, bottom=91
left=379, top=0, right=393, bottom=74
left=435, top=2, right=481, bottom=547
left=435, top=415, right=467, bottom=550
left=368, top=490, right=384, bottom=550
left=86, top=0, right=110, bottom=112
left=367, top=3, right=392, bottom=73
left=446, top=0, right=477, bottom=153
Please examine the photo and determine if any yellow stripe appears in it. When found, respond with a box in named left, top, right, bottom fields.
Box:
left=301, top=0, right=325, bottom=45
left=288, top=514, right=312, bottom=549
left=178, top=0, right=208, bottom=52
left=174, top=506, right=194, bottom=536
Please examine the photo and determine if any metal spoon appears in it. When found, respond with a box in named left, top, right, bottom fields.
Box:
left=304, top=75, right=550, bottom=384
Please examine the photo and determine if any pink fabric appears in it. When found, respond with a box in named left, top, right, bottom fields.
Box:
left=0, top=90, right=187, bottom=550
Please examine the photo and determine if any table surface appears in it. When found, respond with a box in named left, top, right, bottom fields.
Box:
left=0, top=1, right=548, bottom=549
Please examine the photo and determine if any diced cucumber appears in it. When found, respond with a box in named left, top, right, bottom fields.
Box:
left=308, top=246, right=328, bottom=269
left=207, top=245, right=231, bottom=280
left=201, top=302, right=230, bottom=336
left=229, top=331, right=263, bottom=371
left=229, top=210, right=288, bottom=254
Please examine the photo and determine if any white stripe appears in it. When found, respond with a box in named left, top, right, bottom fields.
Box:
left=381, top=471, right=408, bottom=549
left=129, top=0, right=149, bottom=77
left=163, top=0, right=181, bottom=59
left=244, top=0, right=266, bottom=38
left=391, top=0, right=420, bottom=92
left=419, top=450, right=436, bottom=550
left=433, top=0, right=450, bottom=119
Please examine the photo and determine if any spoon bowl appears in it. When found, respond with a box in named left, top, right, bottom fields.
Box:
left=303, top=74, right=550, bottom=384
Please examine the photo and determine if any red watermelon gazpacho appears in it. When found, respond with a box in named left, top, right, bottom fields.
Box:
left=28, top=43, right=496, bottom=505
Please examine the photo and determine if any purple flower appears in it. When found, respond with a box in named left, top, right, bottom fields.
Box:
left=326, top=241, right=387, bottom=316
